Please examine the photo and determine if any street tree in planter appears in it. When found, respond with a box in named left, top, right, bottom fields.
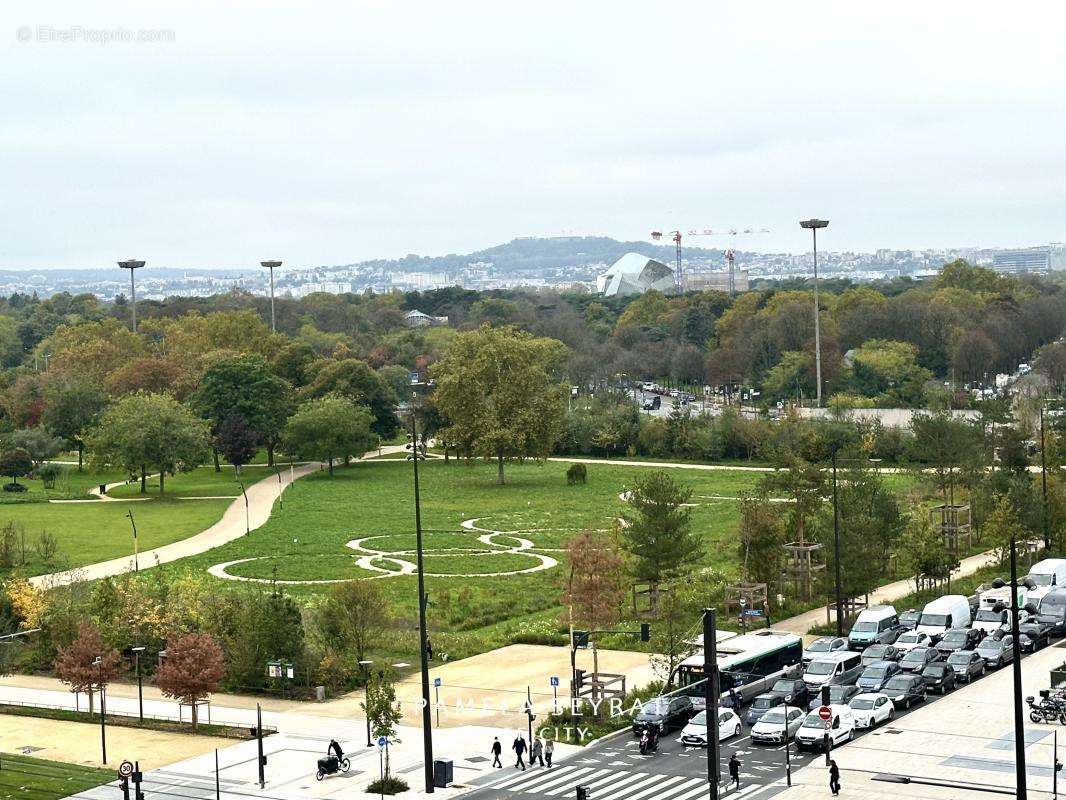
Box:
left=0, top=448, right=33, bottom=492
left=363, top=670, right=406, bottom=793
left=54, top=622, right=122, bottom=714
left=281, top=394, right=376, bottom=476
left=155, top=632, right=225, bottom=729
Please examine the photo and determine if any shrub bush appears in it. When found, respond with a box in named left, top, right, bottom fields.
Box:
left=566, top=463, right=587, bottom=485
left=367, top=776, right=408, bottom=795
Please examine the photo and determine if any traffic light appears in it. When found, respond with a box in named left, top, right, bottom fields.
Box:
left=574, top=669, right=586, bottom=689
left=118, top=777, right=129, bottom=800
left=820, top=685, right=831, bottom=707
left=639, top=623, right=650, bottom=642
left=576, top=786, right=591, bottom=800
left=573, top=630, right=590, bottom=649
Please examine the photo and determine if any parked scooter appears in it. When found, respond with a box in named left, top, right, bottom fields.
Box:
left=1026, top=693, right=1066, bottom=725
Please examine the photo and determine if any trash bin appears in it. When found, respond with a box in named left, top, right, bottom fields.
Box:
left=315, top=685, right=325, bottom=701
left=99, top=484, right=107, bottom=495
left=433, top=759, right=453, bottom=788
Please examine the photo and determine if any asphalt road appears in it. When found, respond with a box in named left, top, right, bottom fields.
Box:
left=461, top=657, right=1018, bottom=800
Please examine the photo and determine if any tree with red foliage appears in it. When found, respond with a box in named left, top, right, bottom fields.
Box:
left=155, top=633, right=225, bottom=728
left=54, top=622, right=122, bottom=714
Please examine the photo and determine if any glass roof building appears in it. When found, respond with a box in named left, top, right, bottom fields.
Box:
left=596, top=252, right=675, bottom=297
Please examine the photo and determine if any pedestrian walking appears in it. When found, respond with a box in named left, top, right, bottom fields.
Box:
left=512, top=735, right=527, bottom=770
left=491, top=737, right=502, bottom=768
left=544, top=738, right=554, bottom=768
left=829, top=759, right=840, bottom=796
left=728, top=687, right=740, bottom=710
left=426, top=637, right=434, bottom=660
left=728, top=754, right=741, bottom=789
left=530, top=736, right=544, bottom=767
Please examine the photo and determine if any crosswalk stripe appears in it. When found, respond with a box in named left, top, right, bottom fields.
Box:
left=595, top=772, right=678, bottom=800
left=619, top=773, right=690, bottom=800
left=517, top=766, right=595, bottom=793
left=584, top=770, right=648, bottom=791
left=670, top=781, right=723, bottom=800
left=544, top=768, right=613, bottom=795
left=490, top=765, right=578, bottom=790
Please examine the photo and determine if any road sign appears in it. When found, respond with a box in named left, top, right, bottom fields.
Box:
left=817, top=705, right=832, bottom=722
left=743, top=609, right=763, bottom=617
left=434, top=677, right=442, bottom=687
left=378, top=736, right=388, bottom=748
left=824, top=719, right=832, bottom=730
left=550, top=676, right=560, bottom=687
left=118, top=761, right=134, bottom=778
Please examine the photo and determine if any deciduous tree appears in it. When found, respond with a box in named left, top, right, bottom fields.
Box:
left=40, top=378, right=107, bottom=470
left=619, top=471, right=703, bottom=584
left=317, top=580, right=389, bottom=668
left=54, top=622, right=121, bottom=713
left=155, top=632, right=226, bottom=728
left=0, top=448, right=32, bottom=487
left=281, top=395, right=376, bottom=476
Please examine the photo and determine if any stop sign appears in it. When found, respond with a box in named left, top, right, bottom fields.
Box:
left=818, top=705, right=832, bottom=722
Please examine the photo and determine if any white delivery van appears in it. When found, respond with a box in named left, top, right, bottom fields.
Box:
left=1026, top=559, right=1066, bottom=601
left=916, top=595, right=972, bottom=641
left=973, top=584, right=1029, bottom=635
left=847, top=605, right=900, bottom=650
left=794, top=705, right=856, bottom=751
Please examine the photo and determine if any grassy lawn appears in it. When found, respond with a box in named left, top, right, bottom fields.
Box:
left=0, top=753, right=112, bottom=799
left=0, top=466, right=129, bottom=504
left=108, top=465, right=275, bottom=499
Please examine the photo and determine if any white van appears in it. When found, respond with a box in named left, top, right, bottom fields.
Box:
left=847, top=605, right=900, bottom=650
left=794, top=704, right=856, bottom=751
left=1026, top=559, right=1066, bottom=601
left=917, top=595, right=972, bottom=641
left=802, top=651, right=863, bottom=691
left=973, top=585, right=1029, bottom=635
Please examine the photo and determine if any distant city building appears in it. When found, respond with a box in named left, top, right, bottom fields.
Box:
left=992, top=247, right=1051, bottom=274
left=403, top=309, right=449, bottom=327
left=597, top=253, right=675, bottom=297
left=292, top=281, right=353, bottom=297
left=685, top=270, right=749, bottom=292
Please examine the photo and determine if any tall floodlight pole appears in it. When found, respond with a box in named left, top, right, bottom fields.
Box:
left=117, top=260, right=146, bottom=333
left=1041, top=404, right=1050, bottom=550
left=703, top=609, right=720, bottom=800
left=407, top=402, right=435, bottom=793
left=260, top=261, right=281, bottom=332
left=831, top=451, right=843, bottom=637
left=799, top=220, right=829, bottom=406
left=1010, top=535, right=1029, bottom=799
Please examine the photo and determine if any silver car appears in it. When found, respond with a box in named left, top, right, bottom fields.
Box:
left=802, top=636, right=848, bottom=665
left=750, top=705, right=805, bottom=744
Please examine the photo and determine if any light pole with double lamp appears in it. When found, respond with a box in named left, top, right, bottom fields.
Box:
left=93, top=656, right=107, bottom=764
left=117, top=259, right=146, bottom=333
left=260, top=261, right=281, bottom=332
left=359, top=659, right=374, bottom=747
left=798, top=219, right=828, bottom=406
left=131, top=646, right=146, bottom=722
left=406, top=391, right=435, bottom=793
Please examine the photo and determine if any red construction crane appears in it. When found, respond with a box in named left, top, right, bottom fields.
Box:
left=687, top=227, right=770, bottom=294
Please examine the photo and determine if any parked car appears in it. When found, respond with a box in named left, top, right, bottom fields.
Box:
left=766, top=678, right=809, bottom=708
left=946, top=650, right=986, bottom=683
left=935, top=627, right=981, bottom=657
left=848, top=693, right=895, bottom=728
left=861, top=644, right=901, bottom=666
left=848, top=605, right=903, bottom=650
left=802, top=636, right=849, bottom=666
left=917, top=595, right=973, bottom=642
left=807, top=684, right=860, bottom=711
left=632, top=695, right=693, bottom=735
left=1036, top=589, right=1066, bottom=635
left=881, top=674, right=927, bottom=709
left=750, top=705, right=806, bottom=745
left=1018, top=620, right=1053, bottom=652
left=898, top=609, right=921, bottom=631
left=893, top=631, right=932, bottom=653
left=921, top=662, right=957, bottom=694
left=679, top=707, right=742, bottom=747
left=899, top=646, right=940, bottom=673
left=976, top=634, right=1015, bottom=668
left=745, top=693, right=784, bottom=725
left=794, top=705, right=856, bottom=751
left=856, top=661, right=902, bottom=692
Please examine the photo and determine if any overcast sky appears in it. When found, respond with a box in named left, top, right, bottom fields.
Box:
left=3, top=2, right=1064, bottom=269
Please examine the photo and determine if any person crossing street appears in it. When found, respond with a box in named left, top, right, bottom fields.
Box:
left=530, top=736, right=544, bottom=767
left=544, top=738, right=554, bottom=768
left=512, top=734, right=527, bottom=770
left=729, top=754, right=741, bottom=789
left=490, top=737, right=502, bottom=768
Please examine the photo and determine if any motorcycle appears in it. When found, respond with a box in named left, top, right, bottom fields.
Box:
left=1026, top=695, right=1066, bottom=725
left=638, top=728, right=659, bottom=755
left=316, top=754, right=351, bottom=781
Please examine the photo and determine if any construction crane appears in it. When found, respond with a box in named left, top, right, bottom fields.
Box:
left=649, top=229, right=684, bottom=293
left=686, top=227, right=770, bottom=294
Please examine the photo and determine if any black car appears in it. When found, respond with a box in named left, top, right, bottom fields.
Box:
left=767, top=678, right=809, bottom=708
left=861, top=644, right=901, bottom=666
left=899, top=646, right=940, bottom=673
left=1036, top=589, right=1066, bottom=635
left=935, top=627, right=980, bottom=657
left=898, top=609, right=921, bottom=631
left=882, top=674, right=927, bottom=709
left=921, top=662, right=957, bottom=694
left=945, top=650, right=986, bottom=683
left=632, top=695, right=693, bottom=735
left=806, top=684, right=859, bottom=711
left=1018, top=621, right=1052, bottom=653
left=976, top=634, right=1015, bottom=668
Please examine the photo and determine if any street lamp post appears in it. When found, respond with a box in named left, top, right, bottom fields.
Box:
left=406, top=402, right=435, bottom=793
left=260, top=261, right=281, bottom=333
left=1009, top=535, right=1029, bottom=800
left=702, top=608, right=721, bottom=800
left=359, top=659, right=374, bottom=747
left=799, top=220, right=829, bottom=406
left=1041, top=404, right=1050, bottom=550
left=131, top=646, right=145, bottom=722
left=93, top=656, right=107, bottom=764
left=126, top=510, right=139, bottom=572
left=117, top=260, right=146, bottom=333
left=831, top=451, right=843, bottom=637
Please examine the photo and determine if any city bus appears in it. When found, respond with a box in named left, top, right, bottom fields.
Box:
left=672, top=630, right=804, bottom=711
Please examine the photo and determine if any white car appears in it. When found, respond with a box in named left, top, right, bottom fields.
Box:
left=848, top=693, right=895, bottom=729
left=892, top=631, right=931, bottom=653
left=751, top=705, right=805, bottom=744
left=679, top=707, right=742, bottom=747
